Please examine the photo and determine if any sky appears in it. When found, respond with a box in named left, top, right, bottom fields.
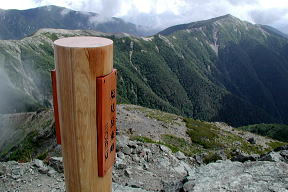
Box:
left=0, top=0, right=288, bottom=33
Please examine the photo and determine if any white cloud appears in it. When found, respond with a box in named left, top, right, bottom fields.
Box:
left=0, top=0, right=287, bottom=33
left=0, top=0, right=37, bottom=10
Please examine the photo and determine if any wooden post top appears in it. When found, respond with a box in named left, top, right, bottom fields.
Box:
left=54, top=36, right=113, bottom=48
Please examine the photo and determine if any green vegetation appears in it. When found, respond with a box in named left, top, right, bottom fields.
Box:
left=184, top=118, right=221, bottom=149
left=5, top=131, right=39, bottom=162
left=132, top=114, right=275, bottom=159
left=183, top=117, right=270, bottom=156
left=0, top=111, right=54, bottom=162
left=132, top=106, right=181, bottom=125
left=161, top=134, right=201, bottom=155
left=239, top=124, right=288, bottom=142
left=131, top=135, right=181, bottom=153
left=203, top=152, right=222, bottom=164
left=267, top=141, right=286, bottom=149
left=131, top=136, right=156, bottom=144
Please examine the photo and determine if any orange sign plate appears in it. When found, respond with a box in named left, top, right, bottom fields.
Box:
left=96, top=69, right=117, bottom=177
left=51, top=70, right=61, bottom=145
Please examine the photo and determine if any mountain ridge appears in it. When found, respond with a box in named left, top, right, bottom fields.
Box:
left=0, top=5, right=153, bottom=40
left=0, top=15, right=287, bottom=127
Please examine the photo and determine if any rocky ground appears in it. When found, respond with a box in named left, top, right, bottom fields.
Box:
left=116, top=105, right=190, bottom=142
left=1, top=135, right=288, bottom=192
left=1, top=104, right=288, bottom=191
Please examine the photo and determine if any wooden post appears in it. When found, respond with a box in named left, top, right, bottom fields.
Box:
left=54, top=37, right=113, bottom=192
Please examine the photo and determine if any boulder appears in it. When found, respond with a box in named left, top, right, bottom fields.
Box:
left=259, top=151, right=284, bottom=162
left=183, top=160, right=288, bottom=192
left=231, top=154, right=258, bottom=163
left=247, top=137, right=256, bottom=144
left=46, top=157, right=64, bottom=173
left=175, top=151, right=186, bottom=160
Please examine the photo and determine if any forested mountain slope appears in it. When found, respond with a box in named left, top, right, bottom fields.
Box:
left=0, top=15, right=288, bottom=126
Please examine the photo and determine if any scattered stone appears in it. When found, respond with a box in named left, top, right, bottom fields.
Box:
left=47, top=169, right=57, bottom=177
left=183, top=180, right=195, bottom=192
left=259, top=151, right=284, bottom=162
left=159, top=145, right=171, bottom=154
left=117, top=152, right=125, bottom=160
left=194, top=153, right=207, bottom=164
left=280, top=150, right=288, bottom=160
left=34, top=159, right=45, bottom=169
left=274, top=145, right=288, bottom=152
left=131, top=155, right=140, bottom=163
left=33, top=159, right=49, bottom=174
left=143, top=164, right=149, bottom=170
left=0, top=164, right=6, bottom=176
left=122, top=145, right=132, bottom=155
left=116, top=163, right=127, bottom=170
left=47, top=157, right=64, bottom=173
left=233, top=141, right=241, bottom=146
left=183, top=160, right=288, bottom=192
left=124, top=169, right=132, bottom=178
left=127, top=142, right=137, bottom=149
left=247, top=137, right=256, bottom=144
left=175, top=151, right=186, bottom=160
left=158, top=157, right=171, bottom=167
left=162, top=178, right=184, bottom=192
left=173, top=163, right=187, bottom=176
left=231, top=154, right=258, bottom=163
left=38, top=166, right=49, bottom=174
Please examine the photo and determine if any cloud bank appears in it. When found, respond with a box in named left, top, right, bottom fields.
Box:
left=0, top=0, right=288, bottom=33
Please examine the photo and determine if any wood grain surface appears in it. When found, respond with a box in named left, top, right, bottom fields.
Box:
left=54, top=36, right=113, bottom=192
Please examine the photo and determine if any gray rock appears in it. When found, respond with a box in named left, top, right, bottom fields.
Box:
left=157, top=157, right=170, bottom=167
left=0, top=164, right=6, bottom=176
left=33, top=159, right=49, bottom=174
left=113, top=183, right=151, bottom=192
left=47, top=169, right=57, bottom=177
left=116, top=163, right=127, bottom=170
left=247, top=137, right=256, bottom=144
left=132, top=155, right=140, bottom=163
left=123, top=145, right=132, bottom=155
left=159, top=145, right=171, bottom=154
left=38, top=166, right=49, bottom=174
left=34, top=159, right=45, bottom=168
left=175, top=151, right=186, bottom=160
left=47, top=157, right=64, bottom=173
left=280, top=150, right=288, bottom=160
left=117, top=152, right=125, bottom=160
left=184, top=160, right=288, bottom=192
left=143, top=164, right=149, bottom=170
left=127, top=141, right=137, bottom=149
left=194, top=153, right=207, bottom=164
left=173, top=163, right=187, bottom=176
left=183, top=181, right=195, bottom=192
left=162, top=178, right=184, bottom=192
left=11, top=167, right=23, bottom=176
left=259, top=152, right=284, bottom=162
left=231, top=154, right=258, bottom=162
left=274, top=145, right=288, bottom=152
left=124, top=168, right=132, bottom=178
left=142, top=148, right=151, bottom=154
left=233, top=141, right=242, bottom=147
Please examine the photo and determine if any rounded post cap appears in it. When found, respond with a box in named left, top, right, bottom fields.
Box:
left=54, top=36, right=113, bottom=48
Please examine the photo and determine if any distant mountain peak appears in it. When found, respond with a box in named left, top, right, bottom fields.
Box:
left=0, top=5, right=152, bottom=39
left=159, top=14, right=243, bottom=35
